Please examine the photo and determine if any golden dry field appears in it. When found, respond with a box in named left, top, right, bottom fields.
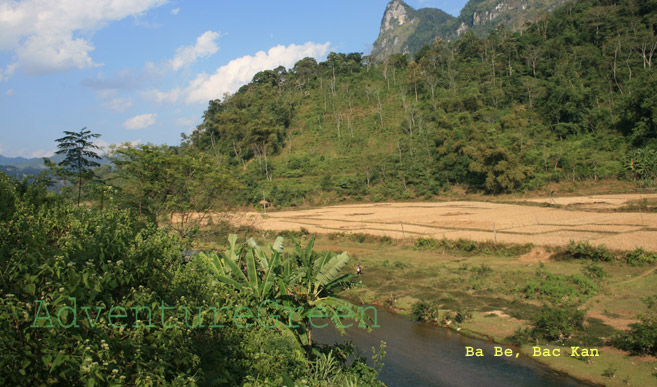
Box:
left=236, top=193, right=657, bottom=251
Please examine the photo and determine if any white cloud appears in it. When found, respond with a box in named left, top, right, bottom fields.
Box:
left=169, top=30, right=220, bottom=71
left=82, top=31, right=218, bottom=98
left=30, top=149, right=55, bottom=158
left=123, top=113, right=156, bottom=130
left=175, top=117, right=195, bottom=127
left=102, top=97, right=132, bottom=112
left=5, top=89, right=15, bottom=96
left=93, top=139, right=110, bottom=152
left=0, top=63, right=18, bottom=82
left=147, top=42, right=330, bottom=105
left=185, top=42, right=330, bottom=104
left=171, top=8, right=180, bottom=15
left=0, top=0, right=167, bottom=77
left=94, top=138, right=142, bottom=155
left=81, top=65, right=161, bottom=92
left=142, top=87, right=182, bottom=103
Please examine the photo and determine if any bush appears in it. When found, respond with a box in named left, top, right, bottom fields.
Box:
left=379, top=236, right=393, bottom=245
left=625, top=248, right=657, bottom=266
left=455, top=309, right=473, bottom=323
left=582, top=262, right=609, bottom=280
left=524, top=268, right=598, bottom=304
left=411, top=300, right=439, bottom=322
left=471, top=264, right=492, bottom=278
left=419, top=237, right=532, bottom=257
left=350, top=233, right=368, bottom=243
left=527, top=307, right=585, bottom=344
left=612, top=319, right=657, bottom=356
left=414, top=237, right=438, bottom=250
left=565, top=241, right=614, bottom=262
left=613, top=296, right=657, bottom=356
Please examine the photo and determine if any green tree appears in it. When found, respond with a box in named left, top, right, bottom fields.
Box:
left=110, top=144, right=238, bottom=237
left=55, top=128, right=102, bottom=206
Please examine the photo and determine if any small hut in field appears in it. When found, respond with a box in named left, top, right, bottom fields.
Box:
left=259, top=199, right=272, bottom=213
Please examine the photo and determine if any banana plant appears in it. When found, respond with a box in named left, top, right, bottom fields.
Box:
left=279, top=236, right=361, bottom=358
left=200, top=233, right=284, bottom=301
left=200, top=234, right=365, bottom=359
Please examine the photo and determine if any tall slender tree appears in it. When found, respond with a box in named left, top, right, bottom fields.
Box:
left=55, top=128, right=101, bottom=206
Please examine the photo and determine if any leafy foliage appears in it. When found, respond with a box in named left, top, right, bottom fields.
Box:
left=524, top=265, right=598, bottom=305
left=613, top=297, right=657, bottom=356
left=564, top=240, right=615, bottom=262
left=624, top=248, right=657, bottom=267
left=411, top=300, right=440, bottom=322
left=414, top=237, right=532, bottom=257
left=201, top=235, right=367, bottom=359
left=528, top=306, right=585, bottom=344
left=109, top=144, right=238, bottom=237
left=0, top=174, right=383, bottom=386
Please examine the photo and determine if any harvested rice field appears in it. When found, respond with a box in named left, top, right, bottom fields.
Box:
left=237, top=193, right=657, bottom=251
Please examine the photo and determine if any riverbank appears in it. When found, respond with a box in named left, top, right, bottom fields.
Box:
left=313, top=308, right=591, bottom=386
left=306, top=235, right=657, bottom=387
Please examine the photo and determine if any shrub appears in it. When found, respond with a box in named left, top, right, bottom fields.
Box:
left=625, top=248, right=657, bottom=267
left=393, top=260, right=407, bottom=269
left=524, top=269, right=598, bottom=304
left=411, top=300, right=439, bottom=322
left=613, top=319, right=657, bottom=356
left=350, top=233, right=368, bottom=243
left=471, top=264, right=492, bottom=278
left=565, top=241, right=614, bottom=262
left=529, top=307, right=585, bottom=343
left=379, top=236, right=393, bottom=245
left=582, top=262, right=609, bottom=280
left=414, top=237, right=438, bottom=250
left=455, top=309, right=473, bottom=323
left=422, top=237, right=532, bottom=257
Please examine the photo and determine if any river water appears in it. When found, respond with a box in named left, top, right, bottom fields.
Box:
left=312, top=309, right=592, bottom=386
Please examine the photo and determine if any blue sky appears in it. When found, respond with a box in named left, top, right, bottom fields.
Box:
left=0, top=0, right=468, bottom=158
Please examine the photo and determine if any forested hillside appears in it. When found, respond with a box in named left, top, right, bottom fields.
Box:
left=183, top=0, right=657, bottom=207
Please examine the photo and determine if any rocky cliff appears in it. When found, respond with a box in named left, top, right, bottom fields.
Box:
left=371, top=0, right=571, bottom=60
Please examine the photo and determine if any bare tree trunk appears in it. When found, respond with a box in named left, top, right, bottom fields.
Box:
left=233, top=140, right=246, bottom=170
left=613, top=40, right=624, bottom=94
left=262, top=144, right=271, bottom=181
left=306, top=321, right=313, bottom=359
left=377, top=90, right=384, bottom=129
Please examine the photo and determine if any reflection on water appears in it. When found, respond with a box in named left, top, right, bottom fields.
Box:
left=312, top=309, right=592, bottom=387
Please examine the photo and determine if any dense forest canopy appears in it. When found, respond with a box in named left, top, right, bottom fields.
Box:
left=183, top=0, right=656, bottom=206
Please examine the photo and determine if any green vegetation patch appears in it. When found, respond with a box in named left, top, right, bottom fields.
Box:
left=414, top=237, right=533, bottom=257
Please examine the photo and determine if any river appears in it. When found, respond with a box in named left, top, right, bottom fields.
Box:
left=312, top=309, right=592, bottom=386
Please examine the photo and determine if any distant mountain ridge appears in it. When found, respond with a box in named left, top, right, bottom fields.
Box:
left=372, top=0, right=570, bottom=60
left=0, top=153, right=111, bottom=179
left=0, top=154, right=62, bottom=178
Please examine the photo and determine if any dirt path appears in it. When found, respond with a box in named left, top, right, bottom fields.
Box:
left=616, top=265, right=657, bottom=285
left=234, top=194, right=657, bottom=251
